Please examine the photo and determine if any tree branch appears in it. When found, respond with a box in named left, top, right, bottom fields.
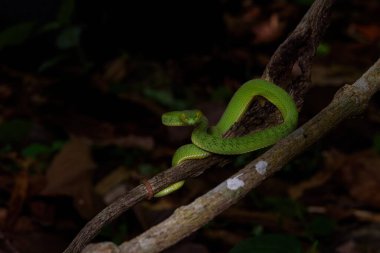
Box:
left=114, top=58, right=380, bottom=253
left=63, top=0, right=335, bottom=252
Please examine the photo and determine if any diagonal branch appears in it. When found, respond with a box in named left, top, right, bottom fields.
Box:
left=63, top=0, right=335, bottom=252
left=228, top=0, right=335, bottom=138
left=117, top=58, right=380, bottom=253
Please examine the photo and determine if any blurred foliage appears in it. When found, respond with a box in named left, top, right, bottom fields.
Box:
left=211, top=86, right=233, bottom=102
left=0, top=0, right=76, bottom=49
left=0, top=0, right=85, bottom=71
left=57, top=0, right=75, bottom=26
left=38, top=54, right=68, bottom=72
left=306, top=241, right=319, bottom=253
left=229, top=234, right=302, bottom=253
left=288, top=0, right=315, bottom=6
left=99, top=217, right=129, bottom=245
left=21, top=144, right=51, bottom=158
left=250, top=225, right=264, bottom=236
left=281, top=144, right=323, bottom=181
left=138, top=163, right=160, bottom=176
left=56, top=26, right=81, bottom=50
left=229, top=212, right=333, bottom=252
left=143, top=87, right=188, bottom=110
left=263, top=197, right=305, bottom=220
left=245, top=192, right=334, bottom=252
left=373, top=133, right=380, bottom=153
left=0, top=119, right=33, bottom=144
left=21, top=140, right=65, bottom=159
left=92, top=146, right=150, bottom=171
left=306, top=215, right=335, bottom=238
left=316, top=42, right=331, bottom=56
left=0, top=22, right=35, bottom=50
left=0, top=145, right=12, bottom=154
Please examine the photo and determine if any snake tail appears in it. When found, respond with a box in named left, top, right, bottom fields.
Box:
left=154, top=144, right=210, bottom=197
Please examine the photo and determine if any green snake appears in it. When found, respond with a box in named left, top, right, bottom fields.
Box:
left=154, top=79, right=298, bottom=197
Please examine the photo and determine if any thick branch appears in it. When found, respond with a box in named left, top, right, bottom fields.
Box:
left=228, top=0, right=335, bottom=138
left=117, top=58, right=380, bottom=253
left=264, top=0, right=334, bottom=88
left=64, top=0, right=335, bottom=252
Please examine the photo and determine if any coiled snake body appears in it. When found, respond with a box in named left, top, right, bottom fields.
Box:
left=155, top=79, right=298, bottom=197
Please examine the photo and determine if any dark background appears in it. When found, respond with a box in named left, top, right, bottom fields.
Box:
left=0, top=0, right=379, bottom=252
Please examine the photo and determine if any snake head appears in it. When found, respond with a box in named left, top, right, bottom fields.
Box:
left=162, top=110, right=203, bottom=126
left=180, top=110, right=203, bottom=125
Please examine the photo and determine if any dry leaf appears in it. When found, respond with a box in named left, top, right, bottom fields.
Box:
left=251, top=14, right=285, bottom=44
left=311, top=64, right=361, bottom=87
left=347, top=23, right=380, bottom=44
left=339, top=149, right=380, bottom=209
left=42, top=136, right=98, bottom=219
left=289, top=149, right=380, bottom=208
left=103, top=56, right=128, bottom=83
left=223, top=7, right=261, bottom=38
left=9, top=231, right=69, bottom=253
left=96, top=134, right=154, bottom=150
left=288, top=149, right=345, bottom=199
left=336, top=240, right=359, bottom=253
left=6, top=163, right=30, bottom=229
left=0, top=84, right=12, bottom=100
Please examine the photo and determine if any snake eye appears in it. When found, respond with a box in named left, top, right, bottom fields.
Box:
left=180, top=113, right=187, bottom=122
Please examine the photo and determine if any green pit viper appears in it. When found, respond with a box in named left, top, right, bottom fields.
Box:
left=154, top=79, right=298, bottom=197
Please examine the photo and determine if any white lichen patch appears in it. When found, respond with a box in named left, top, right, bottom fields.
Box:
left=255, top=160, right=268, bottom=175
left=226, top=174, right=245, bottom=190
